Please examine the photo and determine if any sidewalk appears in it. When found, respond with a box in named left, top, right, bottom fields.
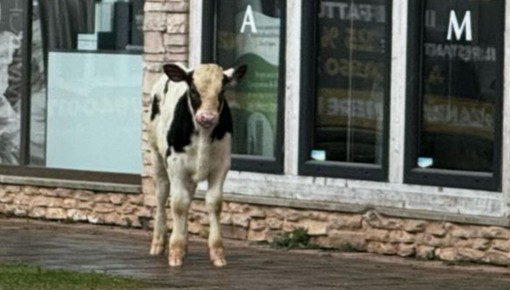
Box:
left=1, top=218, right=510, bottom=290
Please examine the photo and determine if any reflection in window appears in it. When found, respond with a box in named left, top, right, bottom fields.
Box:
left=313, top=0, right=390, bottom=164
left=215, top=0, right=282, bottom=157
left=0, top=0, right=24, bottom=165
left=418, top=0, right=502, bottom=172
left=27, top=0, right=143, bottom=173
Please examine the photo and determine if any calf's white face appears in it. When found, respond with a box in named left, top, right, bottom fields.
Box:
left=163, top=63, right=247, bottom=129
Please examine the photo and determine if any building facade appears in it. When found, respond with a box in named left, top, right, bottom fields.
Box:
left=2, top=0, right=510, bottom=265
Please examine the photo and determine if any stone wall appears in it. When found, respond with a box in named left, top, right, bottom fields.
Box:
left=3, top=181, right=510, bottom=266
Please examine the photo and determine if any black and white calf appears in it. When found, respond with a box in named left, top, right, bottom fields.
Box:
left=148, top=63, right=247, bottom=267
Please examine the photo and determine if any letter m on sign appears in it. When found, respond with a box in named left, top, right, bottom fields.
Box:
left=447, top=10, right=472, bottom=41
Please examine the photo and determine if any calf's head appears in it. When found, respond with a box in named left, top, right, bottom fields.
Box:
left=163, top=63, right=247, bottom=129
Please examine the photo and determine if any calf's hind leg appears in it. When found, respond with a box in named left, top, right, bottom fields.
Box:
left=150, top=152, right=170, bottom=255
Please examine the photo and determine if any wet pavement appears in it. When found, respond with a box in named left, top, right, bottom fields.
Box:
left=1, top=218, right=510, bottom=289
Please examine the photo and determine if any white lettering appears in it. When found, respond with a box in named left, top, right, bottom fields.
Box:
left=240, top=5, right=257, bottom=33
left=447, top=10, right=472, bottom=41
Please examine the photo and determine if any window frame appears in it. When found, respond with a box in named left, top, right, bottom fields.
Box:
left=201, top=0, right=286, bottom=174
left=0, top=0, right=140, bottom=185
left=404, top=0, right=504, bottom=191
left=298, top=0, right=392, bottom=181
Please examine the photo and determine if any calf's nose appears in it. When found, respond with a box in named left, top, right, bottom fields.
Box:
left=196, top=112, right=218, bottom=128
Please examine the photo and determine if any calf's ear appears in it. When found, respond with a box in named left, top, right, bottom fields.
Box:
left=163, top=63, right=190, bottom=83
left=223, top=65, right=248, bottom=88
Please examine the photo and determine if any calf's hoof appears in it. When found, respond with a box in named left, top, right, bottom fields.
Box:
left=211, top=256, right=227, bottom=267
left=150, top=238, right=165, bottom=256
left=169, top=249, right=185, bottom=267
left=210, top=248, right=227, bottom=267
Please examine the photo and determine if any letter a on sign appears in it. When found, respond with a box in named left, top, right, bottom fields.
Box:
left=240, top=5, right=257, bottom=33
left=447, top=11, right=472, bottom=41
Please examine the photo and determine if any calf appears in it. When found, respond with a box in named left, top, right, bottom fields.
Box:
left=148, top=63, right=247, bottom=267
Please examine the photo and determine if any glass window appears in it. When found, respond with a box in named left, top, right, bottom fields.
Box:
left=0, top=0, right=24, bottom=165
left=0, top=0, right=143, bottom=181
left=299, top=0, right=391, bottom=180
left=405, top=0, right=503, bottom=190
left=28, top=0, right=143, bottom=174
left=204, top=0, right=285, bottom=173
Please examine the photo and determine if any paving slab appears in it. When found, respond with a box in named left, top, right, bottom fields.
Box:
left=1, top=218, right=510, bottom=289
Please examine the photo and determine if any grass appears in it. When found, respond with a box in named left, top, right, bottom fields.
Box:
left=271, top=227, right=315, bottom=249
left=0, top=263, right=150, bottom=290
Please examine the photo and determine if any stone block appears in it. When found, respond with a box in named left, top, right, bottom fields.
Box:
left=5, top=185, right=21, bottom=193
left=14, top=208, right=27, bottom=217
left=23, top=186, right=39, bottom=195
left=163, top=33, right=188, bottom=47
left=266, top=208, right=286, bottom=220
left=417, top=233, right=450, bottom=248
left=249, top=219, right=267, bottom=231
left=425, top=222, right=446, bottom=237
left=483, top=250, right=510, bottom=266
left=46, top=208, right=67, bottom=220
left=397, top=244, right=416, bottom=257
left=480, top=227, right=510, bottom=239
left=39, top=188, right=58, bottom=196
left=220, top=213, right=232, bottom=225
left=128, top=194, right=144, bottom=206
left=367, top=241, right=398, bottom=255
left=103, top=213, right=122, bottom=225
left=365, top=228, right=389, bottom=242
left=29, top=207, right=46, bottom=218
left=362, top=211, right=402, bottom=230
left=110, top=194, right=128, bottom=205
left=248, top=228, right=269, bottom=242
left=247, top=206, right=266, bottom=218
left=145, top=1, right=189, bottom=12
left=167, top=13, right=188, bottom=33
left=388, top=230, right=415, bottom=244
left=144, top=32, right=165, bottom=54
left=144, top=12, right=167, bottom=31
left=93, top=194, right=110, bottom=203
left=326, top=230, right=367, bottom=251
left=87, top=214, right=104, bottom=224
left=435, top=247, right=458, bottom=262
left=447, top=223, right=481, bottom=239
left=328, top=214, right=362, bottom=230
left=232, top=214, right=250, bottom=228
left=0, top=194, right=13, bottom=203
left=77, top=201, right=94, bottom=211
left=295, top=219, right=328, bottom=236
left=491, top=239, right=510, bottom=253
left=76, top=190, right=94, bottom=201
left=55, top=188, right=73, bottom=198
left=458, top=247, right=485, bottom=262
left=63, top=198, right=78, bottom=209
left=416, top=245, right=435, bottom=260
left=267, top=218, right=283, bottom=230
left=67, top=209, right=88, bottom=222
left=221, top=225, right=247, bottom=240
left=455, top=238, right=490, bottom=251
left=94, top=203, right=115, bottom=214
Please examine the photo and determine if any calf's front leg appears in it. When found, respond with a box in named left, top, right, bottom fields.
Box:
left=168, top=177, right=195, bottom=267
left=206, top=169, right=228, bottom=267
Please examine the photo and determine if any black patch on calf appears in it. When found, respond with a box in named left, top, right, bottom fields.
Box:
left=163, top=79, right=170, bottom=94
left=211, top=100, right=233, bottom=141
left=150, top=95, right=160, bottom=121
left=167, top=93, right=194, bottom=153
